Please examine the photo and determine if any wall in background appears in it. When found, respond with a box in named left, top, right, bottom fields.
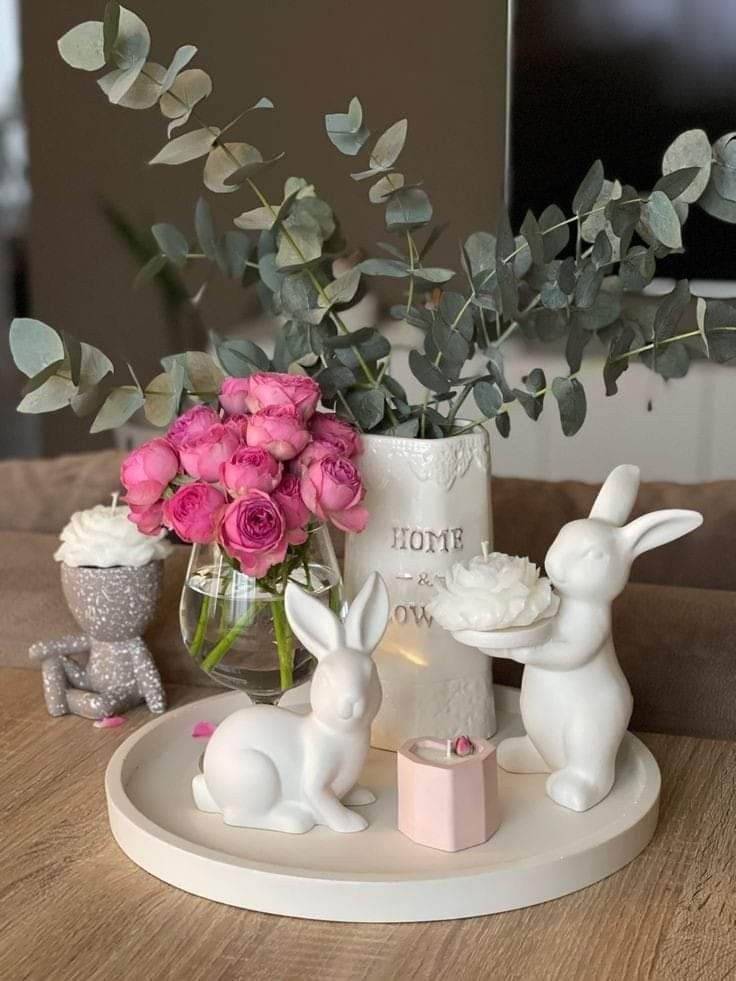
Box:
left=18, top=0, right=509, bottom=456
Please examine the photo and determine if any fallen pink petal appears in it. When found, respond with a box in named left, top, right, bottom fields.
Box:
left=192, top=721, right=217, bottom=739
left=93, top=716, right=127, bottom=729
left=452, top=735, right=474, bottom=757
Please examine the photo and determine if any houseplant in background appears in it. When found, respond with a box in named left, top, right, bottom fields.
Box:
left=8, top=3, right=736, bottom=743
left=121, top=375, right=360, bottom=702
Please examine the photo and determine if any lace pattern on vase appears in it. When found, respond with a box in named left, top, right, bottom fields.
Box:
left=360, top=431, right=490, bottom=492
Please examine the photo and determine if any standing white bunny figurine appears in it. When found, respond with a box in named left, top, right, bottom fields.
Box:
left=490, top=465, right=702, bottom=812
left=192, top=572, right=389, bottom=833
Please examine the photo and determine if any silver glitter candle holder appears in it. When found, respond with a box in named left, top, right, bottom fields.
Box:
left=29, top=561, right=166, bottom=720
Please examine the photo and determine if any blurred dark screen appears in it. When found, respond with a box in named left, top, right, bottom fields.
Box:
left=509, top=0, right=736, bottom=280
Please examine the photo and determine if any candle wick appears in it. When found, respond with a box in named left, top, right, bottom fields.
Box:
left=481, top=540, right=490, bottom=561
left=446, top=739, right=452, bottom=759
left=111, top=492, right=119, bottom=514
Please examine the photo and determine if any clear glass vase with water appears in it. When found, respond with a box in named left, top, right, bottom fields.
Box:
left=180, top=525, right=343, bottom=703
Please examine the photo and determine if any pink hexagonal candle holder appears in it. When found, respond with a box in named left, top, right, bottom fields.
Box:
left=397, top=736, right=501, bottom=852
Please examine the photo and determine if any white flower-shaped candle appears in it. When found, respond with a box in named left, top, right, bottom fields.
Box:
left=55, top=494, right=171, bottom=569
left=427, top=542, right=559, bottom=651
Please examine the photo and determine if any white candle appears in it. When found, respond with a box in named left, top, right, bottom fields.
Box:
left=54, top=498, right=171, bottom=568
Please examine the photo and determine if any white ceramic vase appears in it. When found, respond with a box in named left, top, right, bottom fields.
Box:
left=344, top=428, right=495, bottom=750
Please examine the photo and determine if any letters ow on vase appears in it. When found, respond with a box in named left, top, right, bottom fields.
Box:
left=192, top=573, right=390, bottom=833
left=449, top=465, right=702, bottom=812
left=344, top=429, right=494, bottom=751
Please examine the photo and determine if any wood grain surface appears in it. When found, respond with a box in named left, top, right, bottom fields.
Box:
left=2, top=668, right=734, bottom=981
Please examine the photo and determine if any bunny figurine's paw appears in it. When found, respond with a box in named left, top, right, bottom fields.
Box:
left=342, top=784, right=376, bottom=806
left=546, top=768, right=607, bottom=812
left=497, top=736, right=550, bottom=774
left=326, top=807, right=369, bottom=833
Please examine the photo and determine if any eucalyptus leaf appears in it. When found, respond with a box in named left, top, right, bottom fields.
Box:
left=385, top=187, right=433, bottom=230
left=17, top=374, right=77, bottom=415
left=224, top=151, right=286, bottom=187
left=703, top=300, right=736, bottom=362
left=152, top=223, right=188, bottom=267
left=346, top=388, right=385, bottom=430
left=159, top=69, right=212, bottom=135
left=653, top=279, right=690, bottom=339
left=216, top=338, right=270, bottom=377
left=90, top=386, right=144, bottom=433
left=495, top=413, right=511, bottom=438
left=184, top=351, right=224, bottom=395
left=103, top=3, right=121, bottom=63
left=564, top=323, right=590, bottom=374
left=233, top=206, right=276, bottom=231
left=539, top=204, right=570, bottom=260
left=654, top=166, right=701, bottom=201
left=58, top=21, right=105, bottom=72
left=221, top=230, right=252, bottom=279
left=134, top=254, right=167, bottom=289
left=150, top=127, right=218, bottom=166
left=473, top=379, right=503, bottom=418
left=204, top=143, right=261, bottom=194
left=408, top=350, right=450, bottom=393
left=161, top=45, right=197, bottom=94
left=389, top=418, right=420, bottom=438
left=696, top=296, right=709, bottom=357
left=9, top=318, right=64, bottom=377
left=574, top=262, right=604, bottom=309
left=275, top=209, right=323, bottom=269
left=640, top=341, right=690, bottom=379
left=194, top=197, right=222, bottom=267
left=592, top=230, right=613, bottom=268
left=607, top=184, right=641, bottom=237
left=325, top=97, right=371, bottom=156
left=641, top=191, right=682, bottom=249
left=357, top=258, right=409, bottom=278
left=604, top=322, right=635, bottom=395
left=619, top=246, right=655, bottom=291
left=573, top=159, right=604, bottom=216
left=369, top=173, right=404, bottom=204
left=79, top=342, right=115, bottom=389
left=62, top=332, right=82, bottom=387
left=520, top=211, right=545, bottom=266
left=106, top=6, right=151, bottom=103
left=414, top=267, right=455, bottom=284
left=698, top=178, right=736, bottom=223
left=370, top=119, right=408, bottom=170
left=144, top=368, right=184, bottom=427
left=661, top=129, right=711, bottom=203
left=320, top=267, right=361, bottom=307
left=571, top=289, right=621, bottom=331
left=316, top=363, right=356, bottom=399
left=99, top=61, right=165, bottom=109
left=551, top=376, right=586, bottom=436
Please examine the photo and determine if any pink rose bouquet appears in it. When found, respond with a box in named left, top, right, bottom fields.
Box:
left=118, top=371, right=368, bottom=687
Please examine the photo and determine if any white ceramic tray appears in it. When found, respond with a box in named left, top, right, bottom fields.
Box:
left=105, top=685, right=660, bottom=923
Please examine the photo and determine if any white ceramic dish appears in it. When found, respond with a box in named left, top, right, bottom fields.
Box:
left=105, top=685, right=660, bottom=923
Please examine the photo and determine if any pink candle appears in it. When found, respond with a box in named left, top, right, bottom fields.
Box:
left=397, top=736, right=501, bottom=852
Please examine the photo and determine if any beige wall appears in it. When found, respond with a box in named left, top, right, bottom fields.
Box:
left=19, top=0, right=509, bottom=455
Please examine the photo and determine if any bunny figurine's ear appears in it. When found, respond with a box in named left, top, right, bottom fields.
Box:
left=344, top=573, right=390, bottom=656
left=285, top=581, right=344, bottom=661
left=620, top=508, right=703, bottom=559
left=589, top=465, right=641, bottom=527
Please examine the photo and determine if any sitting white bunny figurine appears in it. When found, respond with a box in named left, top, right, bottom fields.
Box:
left=492, top=465, right=702, bottom=812
left=192, top=572, right=389, bottom=833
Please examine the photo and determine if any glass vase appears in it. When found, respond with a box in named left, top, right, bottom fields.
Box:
left=180, top=525, right=343, bottom=703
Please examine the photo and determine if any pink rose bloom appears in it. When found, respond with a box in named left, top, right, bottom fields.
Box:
left=162, top=482, right=226, bottom=544
left=223, top=413, right=249, bottom=441
left=221, top=446, right=283, bottom=497
left=309, top=413, right=362, bottom=458
left=219, top=377, right=251, bottom=416
left=166, top=404, right=220, bottom=448
left=127, top=501, right=165, bottom=536
left=300, top=454, right=369, bottom=534
left=246, top=405, right=311, bottom=461
left=219, top=490, right=288, bottom=577
left=121, top=438, right=179, bottom=507
left=294, top=439, right=342, bottom=471
left=179, top=424, right=241, bottom=483
left=272, top=473, right=309, bottom=545
left=241, top=372, right=321, bottom=420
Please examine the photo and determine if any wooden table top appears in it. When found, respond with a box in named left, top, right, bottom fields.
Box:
left=2, top=667, right=735, bottom=981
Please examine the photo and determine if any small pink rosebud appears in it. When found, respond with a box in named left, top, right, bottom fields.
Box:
left=452, top=735, right=474, bottom=757
left=93, top=716, right=127, bottom=729
left=192, top=721, right=217, bottom=739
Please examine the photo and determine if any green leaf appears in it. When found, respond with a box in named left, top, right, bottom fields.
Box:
left=79, top=342, right=114, bottom=389
left=9, top=319, right=64, bottom=377
left=604, top=322, right=635, bottom=395
left=474, top=379, right=503, bottom=418
left=233, top=206, right=277, bottom=232
left=520, top=211, right=544, bottom=266
left=320, top=267, right=362, bottom=307
left=539, top=204, right=570, bottom=260
left=385, top=187, right=433, bottom=230
left=408, top=350, right=450, bottom=393
left=103, top=3, right=121, bottom=62
left=696, top=296, right=709, bottom=357
left=134, top=254, right=167, bottom=290
left=346, top=388, right=385, bottom=430
left=184, top=351, right=224, bottom=394
left=495, top=413, right=511, bottom=438
left=144, top=367, right=184, bottom=427
left=571, top=290, right=621, bottom=332
left=574, top=262, right=603, bottom=309
left=275, top=210, right=323, bottom=269
left=698, top=179, right=736, bottom=223
left=62, top=332, right=82, bottom=387
left=316, top=363, right=355, bottom=399
left=216, top=338, right=270, bottom=377
left=325, top=97, right=371, bottom=156
left=280, top=272, right=321, bottom=323
left=558, top=257, right=577, bottom=295
left=592, top=230, right=612, bottom=268
left=464, top=231, right=496, bottom=278
left=495, top=256, right=518, bottom=318
left=389, top=418, right=420, bottom=438
left=581, top=179, right=621, bottom=242
left=607, top=184, right=641, bottom=237
left=99, top=61, right=165, bottom=109
left=641, top=191, right=682, bottom=249
left=194, top=197, right=221, bottom=266
left=221, top=231, right=252, bottom=279
left=703, top=300, right=736, bottom=363
left=57, top=21, right=105, bottom=71
left=152, top=223, right=188, bottom=267
left=204, top=143, right=262, bottom=194
left=413, top=267, right=455, bottom=284
left=513, top=367, right=546, bottom=421
left=161, top=45, right=197, bottom=94
left=573, top=159, right=604, bottom=216
left=334, top=330, right=390, bottom=369
left=17, top=373, right=77, bottom=414
left=551, top=376, right=586, bottom=436
left=357, top=258, right=409, bottom=278
left=21, top=359, right=66, bottom=397
left=653, top=279, right=690, bottom=339
left=619, top=246, right=655, bottom=291
left=661, top=129, right=711, bottom=203
left=653, top=167, right=701, bottom=201
left=90, top=386, right=144, bottom=433
left=641, top=342, right=690, bottom=379
left=370, top=119, right=408, bottom=170
left=149, top=127, right=217, bottom=166
left=159, top=69, right=212, bottom=135
left=106, top=6, right=151, bottom=103
left=369, top=173, right=404, bottom=204
left=223, top=151, right=286, bottom=188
